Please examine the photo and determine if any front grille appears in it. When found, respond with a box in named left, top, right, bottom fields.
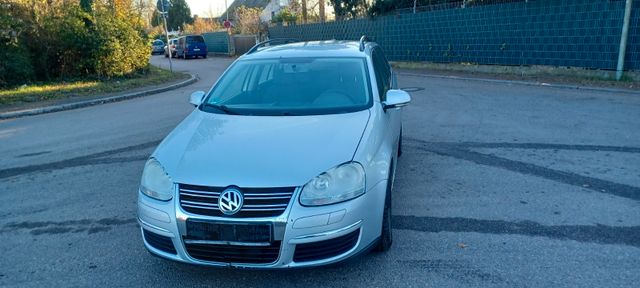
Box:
left=293, top=229, right=360, bottom=262
left=184, top=241, right=281, bottom=264
left=143, top=229, right=177, bottom=254
left=178, top=184, right=295, bottom=218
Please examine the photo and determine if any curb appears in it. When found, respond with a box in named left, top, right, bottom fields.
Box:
left=396, top=71, right=640, bottom=95
left=0, top=73, right=198, bottom=120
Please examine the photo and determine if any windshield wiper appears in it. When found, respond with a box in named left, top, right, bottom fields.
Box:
left=202, top=103, right=241, bottom=115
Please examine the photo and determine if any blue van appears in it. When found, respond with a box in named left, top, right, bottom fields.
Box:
left=176, top=35, right=208, bottom=59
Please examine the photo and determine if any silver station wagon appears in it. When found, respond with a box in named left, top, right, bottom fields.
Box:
left=137, top=37, right=411, bottom=268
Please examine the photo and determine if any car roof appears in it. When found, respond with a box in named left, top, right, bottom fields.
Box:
left=240, top=40, right=375, bottom=60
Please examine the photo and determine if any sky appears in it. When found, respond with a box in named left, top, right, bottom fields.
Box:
left=186, top=0, right=232, bottom=18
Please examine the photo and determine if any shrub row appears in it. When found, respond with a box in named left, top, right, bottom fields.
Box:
left=0, top=0, right=150, bottom=88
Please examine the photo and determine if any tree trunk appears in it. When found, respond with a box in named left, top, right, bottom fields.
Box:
left=301, top=0, right=308, bottom=24
left=319, top=0, right=325, bottom=23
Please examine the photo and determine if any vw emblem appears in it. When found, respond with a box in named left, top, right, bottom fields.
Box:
left=218, top=188, right=243, bottom=215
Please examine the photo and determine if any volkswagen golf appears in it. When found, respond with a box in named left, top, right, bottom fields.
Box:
left=137, top=37, right=411, bottom=268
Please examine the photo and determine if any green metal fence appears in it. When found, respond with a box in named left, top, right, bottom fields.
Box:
left=269, top=0, right=640, bottom=71
left=202, top=32, right=231, bottom=55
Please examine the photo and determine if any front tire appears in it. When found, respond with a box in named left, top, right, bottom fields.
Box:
left=375, top=163, right=394, bottom=252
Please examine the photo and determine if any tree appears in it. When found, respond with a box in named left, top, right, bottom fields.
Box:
left=319, top=0, right=325, bottom=22
left=328, top=0, right=367, bottom=20
left=272, top=8, right=297, bottom=24
left=166, top=0, right=192, bottom=31
left=301, top=0, right=307, bottom=23
left=150, top=8, right=162, bottom=27
left=234, top=5, right=261, bottom=35
left=183, top=15, right=221, bottom=34
left=134, top=0, right=157, bottom=29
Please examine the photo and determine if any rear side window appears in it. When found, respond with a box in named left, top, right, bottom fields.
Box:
left=372, top=48, right=391, bottom=101
left=186, top=36, right=205, bottom=43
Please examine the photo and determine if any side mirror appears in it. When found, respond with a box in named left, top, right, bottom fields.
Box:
left=189, top=91, right=206, bottom=106
left=383, top=89, right=411, bottom=110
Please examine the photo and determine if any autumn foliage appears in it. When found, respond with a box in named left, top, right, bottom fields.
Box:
left=0, top=0, right=150, bottom=87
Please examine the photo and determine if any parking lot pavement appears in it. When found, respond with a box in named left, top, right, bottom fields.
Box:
left=0, top=56, right=639, bottom=287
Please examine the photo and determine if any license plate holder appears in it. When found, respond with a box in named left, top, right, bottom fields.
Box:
left=186, top=220, right=272, bottom=242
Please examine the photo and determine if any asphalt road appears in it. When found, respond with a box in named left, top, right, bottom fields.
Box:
left=1, top=55, right=639, bottom=287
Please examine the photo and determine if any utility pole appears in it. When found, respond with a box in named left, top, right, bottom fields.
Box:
left=160, top=0, right=173, bottom=73
left=319, top=0, right=325, bottom=23
left=616, top=0, right=633, bottom=81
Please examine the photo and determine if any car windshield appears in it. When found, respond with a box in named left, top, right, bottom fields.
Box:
left=153, top=40, right=163, bottom=45
left=201, top=57, right=372, bottom=116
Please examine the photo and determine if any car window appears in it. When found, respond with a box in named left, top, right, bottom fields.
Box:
left=372, top=48, right=391, bottom=101
left=202, top=57, right=372, bottom=116
left=187, top=36, right=205, bottom=44
left=153, top=40, right=164, bottom=45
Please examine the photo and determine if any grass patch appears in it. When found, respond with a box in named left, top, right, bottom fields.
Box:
left=0, top=66, right=189, bottom=106
left=391, top=62, right=640, bottom=89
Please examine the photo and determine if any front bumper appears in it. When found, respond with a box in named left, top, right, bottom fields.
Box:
left=137, top=180, right=387, bottom=268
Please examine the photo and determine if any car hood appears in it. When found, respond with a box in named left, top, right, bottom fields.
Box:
left=153, top=109, right=371, bottom=188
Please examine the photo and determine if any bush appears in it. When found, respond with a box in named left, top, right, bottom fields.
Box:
left=0, top=1, right=35, bottom=86
left=93, top=8, right=150, bottom=77
left=0, top=42, right=35, bottom=86
left=0, top=0, right=150, bottom=88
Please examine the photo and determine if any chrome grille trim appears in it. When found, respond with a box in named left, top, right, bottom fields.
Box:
left=182, top=204, right=219, bottom=210
left=178, top=184, right=296, bottom=218
left=180, top=192, right=218, bottom=198
left=181, top=200, right=218, bottom=207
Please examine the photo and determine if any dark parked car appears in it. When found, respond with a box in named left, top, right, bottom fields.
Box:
left=164, top=38, right=178, bottom=58
left=175, top=35, right=207, bottom=59
left=151, top=39, right=165, bottom=55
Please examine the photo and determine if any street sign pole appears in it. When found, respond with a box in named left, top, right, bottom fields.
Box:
left=160, top=0, right=173, bottom=73
left=225, top=0, right=230, bottom=35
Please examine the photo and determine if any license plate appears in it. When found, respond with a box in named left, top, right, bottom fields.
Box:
left=186, top=220, right=271, bottom=242
left=193, top=48, right=200, bottom=51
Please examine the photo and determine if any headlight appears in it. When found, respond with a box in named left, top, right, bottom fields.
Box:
left=140, top=158, right=174, bottom=201
left=300, top=162, right=365, bottom=206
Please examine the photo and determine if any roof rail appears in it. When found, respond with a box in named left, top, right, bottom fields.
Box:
left=246, top=38, right=298, bottom=55
left=359, top=35, right=369, bottom=51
